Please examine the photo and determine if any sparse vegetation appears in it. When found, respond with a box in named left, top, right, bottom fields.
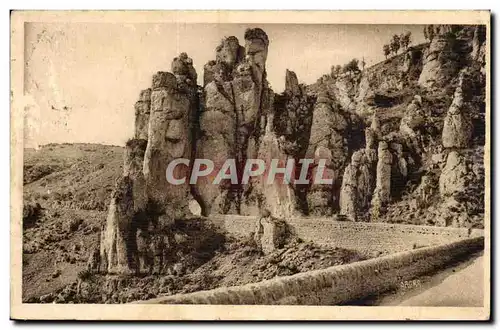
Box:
left=382, top=31, right=413, bottom=59
left=383, top=44, right=391, bottom=59
left=390, top=34, right=401, bottom=55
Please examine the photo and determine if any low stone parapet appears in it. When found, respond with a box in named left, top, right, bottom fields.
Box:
left=137, top=236, right=483, bottom=305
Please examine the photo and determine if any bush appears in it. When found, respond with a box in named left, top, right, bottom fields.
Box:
left=23, top=202, right=42, bottom=229
left=77, top=269, right=93, bottom=281
left=342, top=58, right=360, bottom=74
left=65, top=217, right=84, bottom=233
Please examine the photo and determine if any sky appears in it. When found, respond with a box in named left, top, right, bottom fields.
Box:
left=23, top=23, right=425, bottom=147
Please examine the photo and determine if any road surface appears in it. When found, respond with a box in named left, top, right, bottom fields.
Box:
left=374, top=252, right=485, bottom=307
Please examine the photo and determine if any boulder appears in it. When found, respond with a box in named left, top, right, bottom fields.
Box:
left=254, top=213, right=288, bottom=255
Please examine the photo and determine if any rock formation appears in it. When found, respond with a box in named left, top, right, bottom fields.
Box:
left=196, top=28, right=271, bottom=215
left=253, top=210, right=288, bottom=255
left=97, top=53, right=200, bottom=275
left=439, top=151, right=468, bottom=197
left=471, top=25, right=486, bottom=64
left=134, top=89, right=151, bottom=140
left=99, top=139, right=148, bottom=274
left=306, top=91, right=350, bottom=215
left=399, top=95, right=426, bottom=153
left=94, top=24, right=487, bottom=275
left=339, top=134, right=378, bottom=221
left=144, top=57, right=198, bottom=219
left=370, top=141, right=393, bottom=218
left=418, top=26, right=452, bottom=88
left=418, top=25, right=471, bottom=88
left=442, top=75, right=473, bottom=148
left=252, top=118, right=298, bottom=218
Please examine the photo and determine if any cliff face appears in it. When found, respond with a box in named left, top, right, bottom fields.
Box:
left=95, top=24, right=486, bottom=275
left=307, top=24, right=485, bottom=225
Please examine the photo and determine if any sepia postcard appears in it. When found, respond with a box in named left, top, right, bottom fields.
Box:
left=10, top=10, right=490, bottom=320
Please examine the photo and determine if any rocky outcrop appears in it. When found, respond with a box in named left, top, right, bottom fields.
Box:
left=471, top=25, right=486, bottom=64
left=437, top=150, right=472, bottom=227
left=99, top=139, right=148, bottom=274
left=439, top=151, right=468, bottom=197
left=371, top=141, right=393, bottom=218
left=308, top=25, right=484, bottom=227
left=418, top=30, right=449, bottom=88
left=412, top=174, right=437, bottom=210
left=97, top=53, right=200, bottom=275
left=252, top=118, right=298, bottom=218
left=134, top=89, right=151, bottom=140
left=144, top=67, right=197, bottom=218
left=238, top=69, right=316, bottom=217
left=334, top=74, right=361, bottom=112
left=203, top=36, right=245, bottom=86
left=418, top=25, right=470, bottom=88
left=399, top=95, right=424, bottom=139
left=339, top=145, right=377, bottom=221
left=254, top=211, right=288, bottom=255
left=436, top=63, right=483, bottom=227
left=306, top=91, right=350, bottom=215
left=93, top=23, right=487, bottom=275
left=196, top=29, right=271, bottom=215
left=442, top=77, right=473, bottom=148
left=339, top=158, right=358, bottom=221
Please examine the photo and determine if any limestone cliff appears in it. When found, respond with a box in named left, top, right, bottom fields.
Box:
left=310, top=24, right=485, bottom=227
left=95, top=24, right=487, bottom=275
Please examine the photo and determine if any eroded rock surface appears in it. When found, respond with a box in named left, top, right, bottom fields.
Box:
left=442, top=79, right=473, bottom=148
left=254, top=211, right=288, bottom=255
left=99, top=139, right=147, bottom=274
left=98, top=54, right=200, bottom=275
left=196, top=29, right=271, bottom=215
left=94, top=25, right=487, bottom=277
left=134, top=89, right=151, bottom=140
left=439, top=151, right=468, bottom=198
left=371, top=141, right=393, bottom=218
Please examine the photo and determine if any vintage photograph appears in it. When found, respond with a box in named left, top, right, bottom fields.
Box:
left=11, top=11, right=490, bottom=320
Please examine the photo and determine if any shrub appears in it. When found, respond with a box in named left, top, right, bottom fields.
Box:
left=66, top=217, right=84, bottom=233
left=77, top=269, right=93, bottom=281
left=23, top=202, right=42, bottom=229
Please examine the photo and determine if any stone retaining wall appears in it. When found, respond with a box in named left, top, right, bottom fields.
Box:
left=137, top=236, right=484, bottom=305
left=210, top=215, right=484, bottom=255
